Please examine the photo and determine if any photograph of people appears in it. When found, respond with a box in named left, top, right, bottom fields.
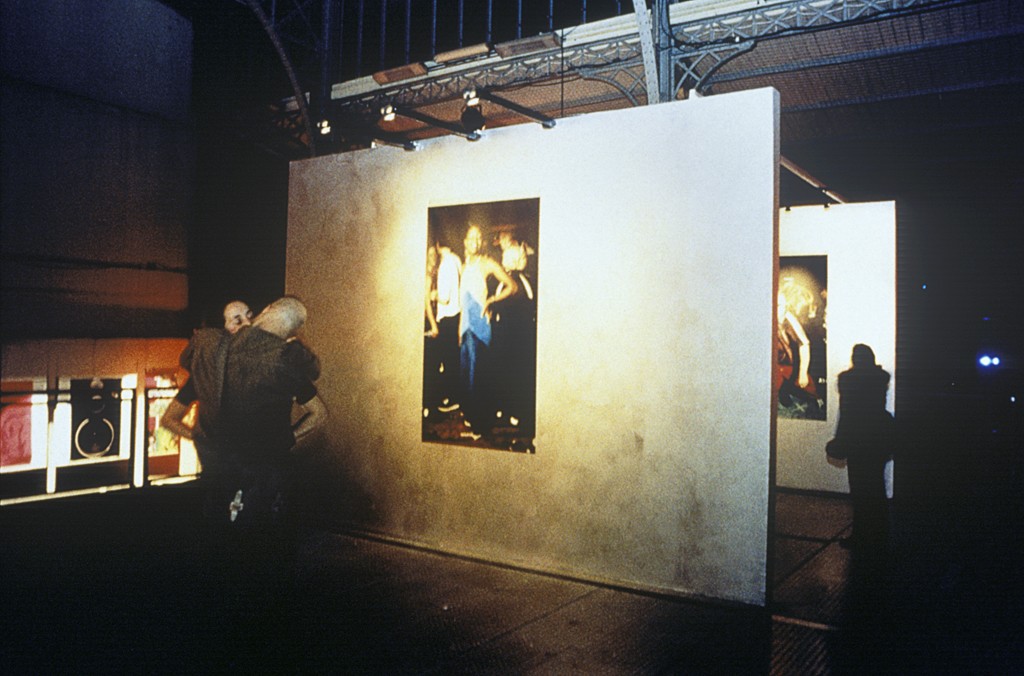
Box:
left=776, top=256, right=828, bottom=420
left=422, top=199, right=539, bottom=452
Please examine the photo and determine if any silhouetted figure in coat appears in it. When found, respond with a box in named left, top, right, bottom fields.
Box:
left=837, top=344, right=893, bottom=556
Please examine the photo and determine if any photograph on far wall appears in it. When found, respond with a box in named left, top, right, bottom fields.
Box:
left=777, top=255, right=828, bottom=420
left=422, top=198, right=539, bottom=452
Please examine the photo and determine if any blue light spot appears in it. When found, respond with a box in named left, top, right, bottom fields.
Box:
left=979, top=355, right=992, bottom=367
left=993, top=357, right=1001, bottom=366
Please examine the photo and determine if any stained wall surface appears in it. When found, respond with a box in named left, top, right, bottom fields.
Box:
left=287, top=89, right=779, bottom=605
left=776, top=202, right=897, bottom=493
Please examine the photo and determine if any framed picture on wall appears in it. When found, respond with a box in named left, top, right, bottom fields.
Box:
left=777, top=255, right=828, bottom=420
left=422, top=198, right=539, bottom=452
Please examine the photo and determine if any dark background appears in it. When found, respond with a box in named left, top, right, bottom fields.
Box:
left=2, top=0, right=1021, bottom=446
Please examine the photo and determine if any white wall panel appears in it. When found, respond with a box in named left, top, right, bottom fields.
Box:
left=287, top=88, right=779, bottom=605
left=777, top=202, right=897, bottom=493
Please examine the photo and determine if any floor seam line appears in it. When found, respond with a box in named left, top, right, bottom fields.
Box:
left=771, top=614, right=840, bottom=633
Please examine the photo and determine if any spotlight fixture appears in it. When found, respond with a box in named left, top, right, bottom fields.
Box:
left=460, top=90, right=487, bottom=133
left=461, top=106, right=486, bottom=134
left=464, top=88, right=555, bottom=129
left=380, top=103, right=481, bottom=141
left=317, top=119, right=331, bottom=135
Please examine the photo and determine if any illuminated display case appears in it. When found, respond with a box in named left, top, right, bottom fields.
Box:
left=0, top=379, right=49, bottom=499
left=0, top=366, right=201, bottom=503
left=54, top=376, right=134, bottom=493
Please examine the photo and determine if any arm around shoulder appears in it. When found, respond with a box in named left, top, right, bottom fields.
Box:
left=159, top=398, right=195, bottom=440
left=292, top=394, right=328, bottom=446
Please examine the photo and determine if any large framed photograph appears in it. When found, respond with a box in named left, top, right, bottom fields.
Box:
left=422, top=198, right=539, bottom=452
left=777, top=255, right=827, bottom=420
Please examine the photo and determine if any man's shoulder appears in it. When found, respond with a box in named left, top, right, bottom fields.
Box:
left=192, top=327, right=229, bottom=348
left=231, top=325, right=283, bottom=351
left=282, top=339, right=321, bottom=380
left=229, top=328, right=318, bottom=379
left=181, top=328, right=228, bottom=368
left=839, top=366, right=890, bottom=386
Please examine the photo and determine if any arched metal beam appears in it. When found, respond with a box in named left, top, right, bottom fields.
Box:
left=244, top=0, right=318, bottom=157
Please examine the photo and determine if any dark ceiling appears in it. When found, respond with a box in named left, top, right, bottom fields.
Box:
left=178, top=0, right=1023, bottom=203
left=175, top=0, right=1021, bottom=370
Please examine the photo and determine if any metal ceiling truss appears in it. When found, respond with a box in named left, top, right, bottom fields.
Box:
left=240, top=0, right=323, bottom=58
left=667, top=0, right=987, bottom=95
left=242, top=0, right=324, bottom=156
left=340, top=35, right=648, bottom=121
left=245, top=0, right=979, bottom=155
left=707, top=23, right=1024, bottom=87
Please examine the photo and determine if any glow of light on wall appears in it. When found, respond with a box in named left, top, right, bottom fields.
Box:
left=49, top=402, right=72, bottom=492
left=133, top=373, right=148, bottom=487
left=120, top=387, right=134, bottom=459
left=178, top=438, right=199, bottom=476
left=30, top=388, right=48, bottom=469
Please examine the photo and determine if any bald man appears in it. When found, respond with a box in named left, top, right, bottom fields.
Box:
left=179, top=296, right=326, bottom=527
left=159, top=300, right=254, bottom=443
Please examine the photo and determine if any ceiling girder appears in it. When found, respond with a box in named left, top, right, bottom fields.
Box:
left=244, top=0, right=1004, bottom=156
left=706, top=25, right=1024, bottom=89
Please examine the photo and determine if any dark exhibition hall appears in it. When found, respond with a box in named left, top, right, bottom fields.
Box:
left=2, top=0, right=1022, bottom=673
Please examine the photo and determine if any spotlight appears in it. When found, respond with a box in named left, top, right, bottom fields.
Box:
left=979, top=354, right=1002, bottom=368
left=317, top=119, right=331, bottom=135
left=463, top=89, right=481, bottom=107
left=381, top=104, right=397, bottom=122
left=461, top=106, right=486, bottom=133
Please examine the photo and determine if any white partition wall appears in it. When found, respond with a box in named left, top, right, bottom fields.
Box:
left=777, top=202, right=897, bottom=493
left=287, top=89, right=779, bottom=605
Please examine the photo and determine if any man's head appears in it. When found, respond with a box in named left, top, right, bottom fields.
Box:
left=223, top=301, right=253, bottom=334
left=851, top=343, right=877, bottom=368
left=253, top=296, right=307, bottom=339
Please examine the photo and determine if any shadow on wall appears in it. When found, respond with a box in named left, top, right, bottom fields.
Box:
left=289, top=441, right=378, bottom=530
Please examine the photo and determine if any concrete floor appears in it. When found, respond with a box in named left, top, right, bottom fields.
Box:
left=3, top=456, right=1022, bottom=674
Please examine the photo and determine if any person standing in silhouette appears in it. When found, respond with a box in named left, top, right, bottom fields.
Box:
left=836, top=344, right=894, bottom=555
